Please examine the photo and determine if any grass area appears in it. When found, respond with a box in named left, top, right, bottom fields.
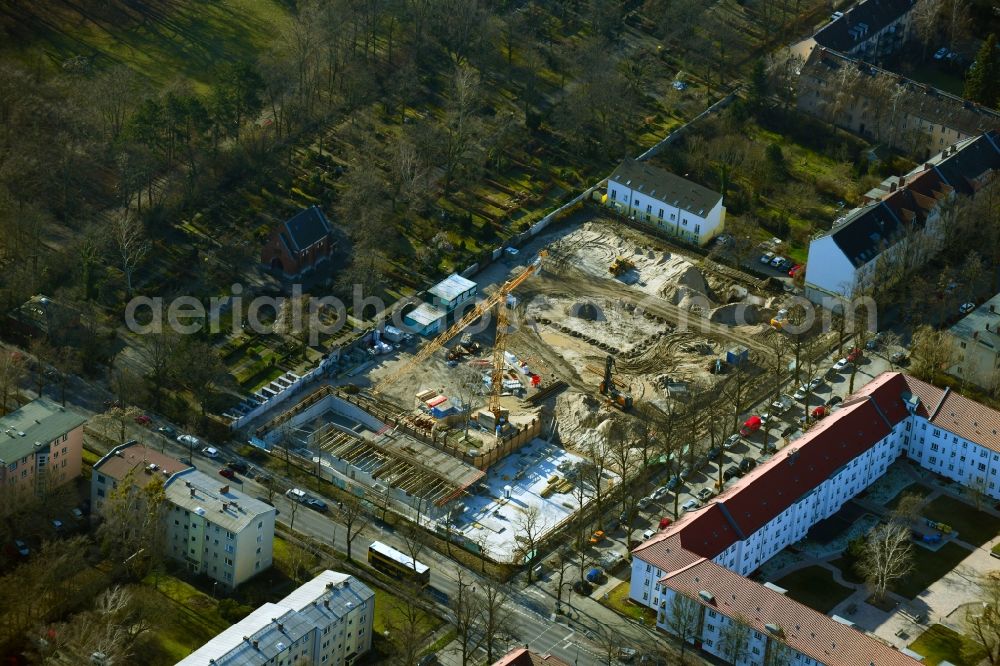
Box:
left=372, top=587, right=441, bottom=636
left=884, top=483, right=933, bottom=512
left=894, top=542, right=972, bottom=599
left=137, top=573, right=230, bottom=665
left=1, top=0, right=292, bottom=93
left=774, top=566, right=854, bottom=614
left=908, top=624, right=983, bottom=666
left=923, top=495, right=1000, bottom=547
left=829, top=554, right=865, bottom=585
left=600, top=581, right=657, bottom=624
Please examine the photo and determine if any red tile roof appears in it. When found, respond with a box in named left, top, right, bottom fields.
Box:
left=660, top=558, right=919, bottom=666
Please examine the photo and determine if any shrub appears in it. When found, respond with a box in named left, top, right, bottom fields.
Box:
left=217, top=598, right=254, bottom=623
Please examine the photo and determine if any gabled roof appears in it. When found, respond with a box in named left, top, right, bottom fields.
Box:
left=829, top=201, right=905, bottom=268
left=813, top=0, right=914, bottom=52
left=932, top=130, right=1000, bottom=196
left=609, top=158, right=722, bottom=217
left=661, top=558, right=919, bottom=666
left=281, top=206, right=332, bottom=252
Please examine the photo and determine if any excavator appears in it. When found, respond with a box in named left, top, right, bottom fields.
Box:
left=599, top=355, right=633, bottom=411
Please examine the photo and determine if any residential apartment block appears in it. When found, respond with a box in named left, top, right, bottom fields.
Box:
left=164, top=468, right=276, bottom=588
left=0, top=397, right=86, bottom=496
left=606, top=158, right=726, bottom=246
left=177, top=570, right=374, bottom=666
left=631, top=372, right=1000, bottom=665
left=92, top=443, right=275, bottom=588
left=804, top=131, right=1000, bottom=307
left=947, top=293, right=1000, bottom=391
left=813, top=0, right=914, bottom=62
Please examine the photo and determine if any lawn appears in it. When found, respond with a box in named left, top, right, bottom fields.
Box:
left=894, top=542, right=972, bottom=599
left=922, top=495, right=1000, bottom=547
left=1, top=0, right=293, bottom=93
left=884, top=483, right=933, bottom=512
left=600, top=581, right=657, bottom=625
left=372, top=587, right=441, bottom=636
left=908, top=624, right=983, bottom=666
left=774, top=566, right=854, bottom=614
left=137, top=574, right=230, bottom=665
left=829, top=554, right=865, bottom=585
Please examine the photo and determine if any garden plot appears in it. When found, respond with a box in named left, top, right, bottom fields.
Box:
left=452, top=438, right=616, bottom=562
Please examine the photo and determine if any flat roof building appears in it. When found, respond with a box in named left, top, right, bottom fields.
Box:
left=428, top=273, right=477, bottom=313
left=947, top=292, right=1000, bottom=391
left=176, top=570, right=374, bottom=666
left=91, top=441, right=192, bottom=514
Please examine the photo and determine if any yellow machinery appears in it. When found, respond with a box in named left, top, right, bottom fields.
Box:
left=609, top=256, right=635, bottom=277
left=371, top=251, right=546, bottom=427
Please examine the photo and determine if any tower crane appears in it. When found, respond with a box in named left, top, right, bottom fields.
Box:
left=371, top=252, right=546, bottom=426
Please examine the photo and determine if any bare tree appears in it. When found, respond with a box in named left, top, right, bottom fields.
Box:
left=385, top=591, right=431, bottom=666
left=860, top=521, right=914, bottom=602
left=514, top=505, right=547, bottom=582
left=111, top=215, right=149, bottom=296
left=910, top=325, right=953, bottom=382
left=665, top=592, right=702, bottom=663
left=966, top=573, right=1000, bottom=665
left=912, top=0, right=942, bottom=58
left=452, top=570, right=484, bottom=666
left=97, top=469, right=168, bottom=580
left=338, top=490, right=368, bottom=562
left=479, top=577, right=515, bottom=664
left=400, top=521, right=429, bottom=577
left=0, top=350, right=25, bottom=415
left=718, top=615, right=752, bottom=663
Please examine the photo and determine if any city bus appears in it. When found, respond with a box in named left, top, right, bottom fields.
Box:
left=367, top=540, right=430, bottom=587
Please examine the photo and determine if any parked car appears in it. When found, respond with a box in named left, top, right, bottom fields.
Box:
left=739, top=458, right=757, bottom=474
left=14, top=539, right=29, bottom=557
left=51, top=520, right=64, bottom=533
left=666, top=476, right=681, bottom=491
left=846, top=347, right=862, bottom=363
left=679, top=465, right=695, bottom=480
left=808, top=377, right=824, bottom=390
left=739, top=416, right=762, bottom=437
left=158, top=425, right=176, bottom=437
left=772, top=394, right=793, bottom=413
left=286, top=488, right=308, bottom=503
left=770, top=256, right=787, bottom=268
left=960, top=302, right=976, bottom=314
left=865, top=338, right=879, bottom=351
left=793, top=385, right=809, bottom=401
left=228, top=460, right=249, bottom=474
left=812, top=405, right=829, bottom=420
left=619, top=647, right=639, bottom=663
left=201, top=446, right=219, bottom=458
left=71, top=507, right=84, bottom=520
left=707, top=447, right=722, bottom=460
left=652, top=486, right=670, bottom=501
left=933, top=47, right=950, bottom=60
left=826, top=395, right=844, bottom=407
left=832, top=358, right=850, bottom=372
left=642, top=529, right=655, bottom=540
left=890, top=351, right=908, bottom=364
left=725, top=434, right=742, bottom=449
left=135, top=414, right=151, bottom=426
left=759, top=251, right=776, bottom=265
left=658, top=517, right=672, bottom=529
left=723, top=465, right=743, bottom=481
left=219, top=467, right=236, bottom=479
left=681, top=499, right=700, bottom=512
left=696, top=488, right=714, bottom=501
left=788, top=264, right=803, bottom=277
left=177, top=434, right=199, bottom=447
left=306, top=498, right=328, bottom=512
left=637, top=496, right=653, bottom=509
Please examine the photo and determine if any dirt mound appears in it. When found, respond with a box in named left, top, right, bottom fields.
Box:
left=568, top=301, right=605, bottom=321
left=554, top=391, right=627, bottom=450
left=675, top=288, right=714, bottom=311
left=709, top=303, right=761, bottom=326
left=676, top=265, right=710, bottom=297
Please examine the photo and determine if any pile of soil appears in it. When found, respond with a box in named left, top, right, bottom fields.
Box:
left=709, top=303, right=761, bottom=326
left=569, top=301, right=605, bottom=321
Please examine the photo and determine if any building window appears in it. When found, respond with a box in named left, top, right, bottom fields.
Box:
left=610, top=189, right=617, bottom=200
left=695, top=224, right=701, bottom=234
left=658, top=208, right=664, bottom=219
left=931, top=443, right=939, bottom=452
left=646, top=204, right=652, bottom=214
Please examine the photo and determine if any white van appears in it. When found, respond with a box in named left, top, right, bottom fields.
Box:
left=285, top=488, right=307, bottom=503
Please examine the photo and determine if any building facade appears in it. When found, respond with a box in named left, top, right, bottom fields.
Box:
left=606, top=158, right=726, bottom=246
left=804, top=131, right=1000, bottom=307
left=813, top=0, right=914, bottom=62
left=262, top=205, right=335, bottom=278
left=0, top=397, right=86, bottom=496
left=91, top=441, right=192, bottom=515
left=164, top=468, right=276, bottom=588
left=631, top=372, right=1000, bottom=665
left=177, top=570, right=374, bottom=666
left=946, top=293, right=1000, bottom=392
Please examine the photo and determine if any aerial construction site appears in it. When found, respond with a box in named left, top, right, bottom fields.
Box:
left=256, top=215, right=796, bottom=563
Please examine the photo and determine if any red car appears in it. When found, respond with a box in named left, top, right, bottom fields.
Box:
left=846, top=347, right=862, bottom=363
left=135, top=414, right=151, bottom=426
left=811, top=406, right=829, bottom=420
left=739, top=415, right=762, bottom=437
left=788, top=264, right=803, bottom=277
left=659, top=517, right=672, bottom=530
left=218, top=468, right=236, bottom=479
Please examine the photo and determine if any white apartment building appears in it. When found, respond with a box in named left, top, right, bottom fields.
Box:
left=165, top=468, right=276, bottom=588
left=606, top=158, right=725, bottom=246
left=946, top=293, right=1000, bottom=392
left=631, top=372, right=1000, bottom=665
left=177, top=570, right=375, bottom=666
left=804, top=131, right=1000, bottom=307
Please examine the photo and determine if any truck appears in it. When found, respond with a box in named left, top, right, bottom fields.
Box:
left=381, top=325, right=413, bottom=345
